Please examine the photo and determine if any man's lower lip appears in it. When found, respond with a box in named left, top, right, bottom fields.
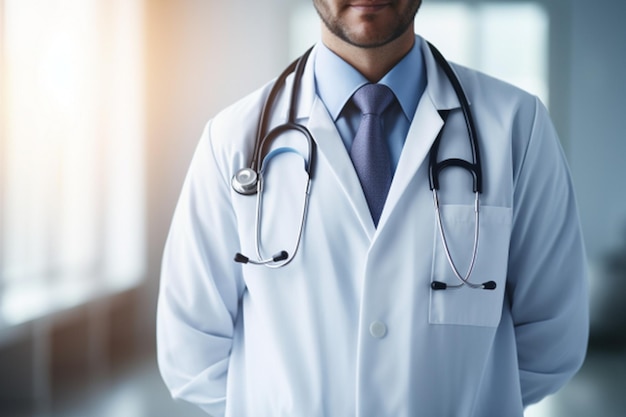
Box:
left=350, top=4, right=389, bottom=12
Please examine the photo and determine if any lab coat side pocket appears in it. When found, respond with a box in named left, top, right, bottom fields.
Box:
left=429, top=205, right=512, bottom=327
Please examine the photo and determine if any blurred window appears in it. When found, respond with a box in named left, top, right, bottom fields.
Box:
left=0, top=0, right=145, bottom=325
left=290, top=1, right=549, bottom=106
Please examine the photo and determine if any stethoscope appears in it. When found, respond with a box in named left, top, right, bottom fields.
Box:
left=231, top=43, right=496, bottom=291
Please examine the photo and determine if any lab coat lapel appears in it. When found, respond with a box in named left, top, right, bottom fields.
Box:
left=377, top=38, right=461, bottom=229
left=288, top=45, right=376, bottom=237
left=376, top=96, right=440, bottom=228
left=285, top=40, right=464, bottom=236
left=307, top=97, right=377, bottom=237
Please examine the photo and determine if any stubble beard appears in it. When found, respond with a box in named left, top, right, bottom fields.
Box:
left=313, top=1, right=421, bottom=49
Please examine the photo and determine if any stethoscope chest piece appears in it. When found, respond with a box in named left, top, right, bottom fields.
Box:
left=232, top=168, right=258, bottom=195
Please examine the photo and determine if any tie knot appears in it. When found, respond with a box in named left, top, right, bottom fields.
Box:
left=352, top=83, right=396, bottom=116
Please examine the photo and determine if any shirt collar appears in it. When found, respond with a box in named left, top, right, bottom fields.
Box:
left=314, top=36, right=426, bottom=121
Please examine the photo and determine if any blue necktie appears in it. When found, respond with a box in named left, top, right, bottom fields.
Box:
left=350, top=83, right=396, bottom=226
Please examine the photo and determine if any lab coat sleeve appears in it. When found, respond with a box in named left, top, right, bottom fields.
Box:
left=507, top=97, right=589, bottom=406
left=157, top=121, right=245, bottom=416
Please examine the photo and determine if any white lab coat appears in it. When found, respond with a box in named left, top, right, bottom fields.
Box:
left=157, top=37, right=589, bottom=417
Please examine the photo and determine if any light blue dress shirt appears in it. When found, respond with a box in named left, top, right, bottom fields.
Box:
left=313, top=41, right=426, bottom=171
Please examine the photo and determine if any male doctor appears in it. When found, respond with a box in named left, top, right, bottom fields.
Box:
left=157, top=1, right=589, bottom=416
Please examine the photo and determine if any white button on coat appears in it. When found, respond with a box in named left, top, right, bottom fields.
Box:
left=369, top=321, right=387, bottom=338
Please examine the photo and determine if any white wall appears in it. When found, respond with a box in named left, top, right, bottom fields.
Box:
left=568, top=0, right=626, bottom=260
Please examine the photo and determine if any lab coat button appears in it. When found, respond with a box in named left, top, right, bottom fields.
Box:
left=369, top=321, right=387, bottom=339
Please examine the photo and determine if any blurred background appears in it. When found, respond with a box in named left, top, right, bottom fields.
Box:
left=0, top=0, right=624, bottom=416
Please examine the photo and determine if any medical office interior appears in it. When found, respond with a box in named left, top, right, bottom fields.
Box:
left=0, top=0, right=624, bottom=416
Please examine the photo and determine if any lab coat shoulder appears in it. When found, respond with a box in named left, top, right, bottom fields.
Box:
left=450, top=62, right=541, bottom=149
left=449, top=62, right=566, bottom=199
left=450, top=61, right=532, bottom=102
left=207, top=79, right=281, bottom=175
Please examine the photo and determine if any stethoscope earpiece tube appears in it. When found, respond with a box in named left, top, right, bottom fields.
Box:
left=232, top=47, right=315, bottom=198
left=427, top=42, right=490, bottom=292
left=254, top=47, right=314, bottom=173
left=427, top=42, right=483, bottom=194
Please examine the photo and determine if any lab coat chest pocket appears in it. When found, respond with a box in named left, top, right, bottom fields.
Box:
left=429, top=205, right=512, bottom=327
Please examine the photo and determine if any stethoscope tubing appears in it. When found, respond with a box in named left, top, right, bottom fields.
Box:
left=432, top=189, right=482, bottom=289
left=234, top=48, right=315, bottom=267
left=426, top=43, right=483, bottom=194
left=252, top=48, right=315, bottom=174
left=254, top=172, right=311, bottom=269
left=233, top=42, right=496, bottom=291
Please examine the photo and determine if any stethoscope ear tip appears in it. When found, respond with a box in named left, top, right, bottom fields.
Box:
left=234, top=253, right=250, bottom=264
left=482, top=281, right=497, bottom=290
left=431, top=281, right=448, bottom=290
left=274, top=251, right=289, bottom=262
